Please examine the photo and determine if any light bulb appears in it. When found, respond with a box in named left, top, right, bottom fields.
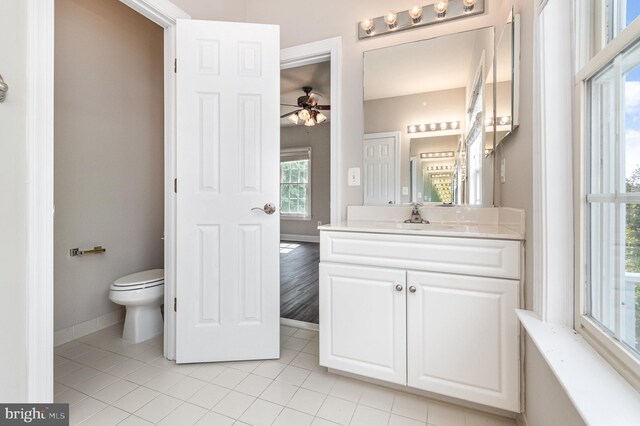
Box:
left=298, top=109, right=311, bottom=121
left=450, top=121, right=459, bottom=129
left=429, top=123, right=437, bottom=131
left=463, top=0, right=476, bottom=12
left=433, top=0, right=448, bottom=18
left=439, top=122, right=448, bottom=130
left=287, top=113, right=299, bottom=124
left=419, top=124, right=427, bottom=132
left=316, top=112, right=327, bottom=123
left=499, top=116, right=510, bottom=125
left=360, top=18, right=374, bottom=35
left=383, top=11, right=397, bottom=29
left=304, top=119, right=316, bottom=127
left=485, top=117, right=493, bottom=126
left=408, top=6, right=423, bottom=23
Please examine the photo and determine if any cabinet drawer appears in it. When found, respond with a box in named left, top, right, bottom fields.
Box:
left=320, top=231, right=521, bottom=279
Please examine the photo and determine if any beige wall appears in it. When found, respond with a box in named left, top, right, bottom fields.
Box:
left=280, top=124, right=331, bottom=237
left=54, top=0, right=164, bottom=331
left=0, top=0, right=28, bottom=402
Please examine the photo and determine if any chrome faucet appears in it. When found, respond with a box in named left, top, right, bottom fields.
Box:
left=405, top=202, right=429, bottom=224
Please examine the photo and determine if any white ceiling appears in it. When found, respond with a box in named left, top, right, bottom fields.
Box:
left=281, top=61, right=331, bottom=127
left=364, top=29, right=487, bottom=101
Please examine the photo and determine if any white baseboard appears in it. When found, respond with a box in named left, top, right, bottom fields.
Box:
left=280, top=234, right=320, bottom=243
left=280, top=317, right=319, bottom=331
left=54, top=309, right=124, bottom=346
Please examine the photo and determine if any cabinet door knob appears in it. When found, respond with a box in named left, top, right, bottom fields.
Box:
left=409, top=286, right=417, bottom=293
left=395, top=284, right=403, bottom=292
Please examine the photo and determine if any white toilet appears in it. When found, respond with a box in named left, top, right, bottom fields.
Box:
left=109, top=269, right=164, bottom=343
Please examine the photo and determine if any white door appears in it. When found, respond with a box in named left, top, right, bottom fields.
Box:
left=319, top=263, right=406, bottom=384
left=406, top=271, right=519, bottom=411
left=176, top=20, right=280, bottom=363
left=363, top=132, right=400, bottom=205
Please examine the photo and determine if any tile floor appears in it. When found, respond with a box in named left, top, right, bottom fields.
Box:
left=54, top=324, right=517, bottom=426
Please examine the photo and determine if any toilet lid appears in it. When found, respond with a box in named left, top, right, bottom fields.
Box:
left=113, top=269, right=164, bottom=288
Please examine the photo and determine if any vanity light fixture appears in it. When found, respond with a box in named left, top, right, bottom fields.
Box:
left=425, top=165, right=454, bottom=171
left=434, top=0, right=448, bottom=18
left=407, top=120, right=462, bottom=134
left=357, top=1, right=484, bottom=40
left=360, top=18, right=375, bottom=35
left=420, top=151, right=455, bottom=159
left=409, top=5, right=423, bottom=24
left=499, top=115, right=511, bottom=125
left=383, top=11, right=398, bottom=30
left=462, top=0, right=476, bottom=12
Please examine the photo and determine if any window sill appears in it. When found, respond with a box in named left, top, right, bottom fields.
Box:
left=516, top=310, right=640, bottom=425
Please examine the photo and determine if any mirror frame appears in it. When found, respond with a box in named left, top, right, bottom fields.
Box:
left=495, top=7, right=521, bottom=146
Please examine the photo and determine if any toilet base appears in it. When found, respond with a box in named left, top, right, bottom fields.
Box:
left=122, top=304, right=163, bottom=343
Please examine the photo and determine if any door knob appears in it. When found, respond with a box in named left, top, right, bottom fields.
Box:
left=395, top=284, right=403, bottom=292
left=251, top=203, right=276, bottom=215
left=409, top=286, right=417, bottom=293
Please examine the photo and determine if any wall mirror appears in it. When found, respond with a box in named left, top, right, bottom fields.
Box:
left=363, top=27, right=495, bottom=206
left=494, top=9, right=520, bottom=146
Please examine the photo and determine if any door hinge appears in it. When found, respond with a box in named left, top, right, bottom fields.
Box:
left=174, top=297, right=177, bottom=312
left=174, top=58, right=177, bottom=73
left=174, top=178, right=177, bottom=193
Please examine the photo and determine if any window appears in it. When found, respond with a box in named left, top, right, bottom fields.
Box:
left=280, top=148, right=311, bottom=219
left=577, top=0, right=640, bottom=384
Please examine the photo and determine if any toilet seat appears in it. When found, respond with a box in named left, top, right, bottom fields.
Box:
left=111, top=269, right=164, bottom=291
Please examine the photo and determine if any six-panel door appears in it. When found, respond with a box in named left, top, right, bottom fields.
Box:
left=406, top=270, right=519, bottom=412
left=319, top=263, right=407, bottom=384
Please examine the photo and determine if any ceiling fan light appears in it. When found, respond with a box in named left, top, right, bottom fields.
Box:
left=287, top=113, right=299, bottom=124
left=304, top=118, right=316, bottom=127
left=298, top=109, right=311, bottom=121
left=316, top=112, right=327, bottom=124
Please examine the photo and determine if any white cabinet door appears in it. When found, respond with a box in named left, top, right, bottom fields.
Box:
left=406, top=271, right=519, bottom=412
left=176, top=20, right=281, bottom=363
left=319, top=263, right=406, bottom=384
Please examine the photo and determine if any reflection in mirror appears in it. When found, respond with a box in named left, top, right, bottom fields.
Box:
left=494, top=8, right=520, bottom=146
left=363, top=27, right=495, bottom=206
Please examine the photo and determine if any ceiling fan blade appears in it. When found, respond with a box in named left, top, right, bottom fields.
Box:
left=280, top=103, right=299, bottom=107
left=280, top=110, right=301, bottom=118
left=315, top=105, right=331, bottom=110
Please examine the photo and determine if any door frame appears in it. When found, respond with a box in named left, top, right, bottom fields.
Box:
left=26, top=0, right=189, bottom=402
left=281, top=37, right=343, bottom=225
left=363, top=131, right=402, bottom=205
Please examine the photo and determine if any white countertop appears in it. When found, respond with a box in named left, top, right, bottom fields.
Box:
left=318, top=220, right=525, bottom=240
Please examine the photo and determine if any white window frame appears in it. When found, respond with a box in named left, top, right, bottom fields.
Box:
left=574, top=0, right=640, bottom=389
left=280, top=147, right=312, bottom=220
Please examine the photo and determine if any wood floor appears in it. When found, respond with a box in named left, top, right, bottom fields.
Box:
left=280, top=241, right=319, bottom=324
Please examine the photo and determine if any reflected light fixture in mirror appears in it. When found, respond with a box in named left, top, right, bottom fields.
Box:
left=288, top=114, right=299, bottom=124
left=384, top=11, right=398, bottom=30
left=298, top=109, right=311, bottom=121
left=407, top=120, right=461, bottom=133
left=434, top=0, right=448, bottom=18
left=316, top=112, right=327, bottom=123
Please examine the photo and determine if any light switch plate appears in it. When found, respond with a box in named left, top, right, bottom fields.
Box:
left=500, top=159, right=506, bottom=183
left=402, top=186, right=409, bottom=195
left=348, top=167, right=361, bottom=186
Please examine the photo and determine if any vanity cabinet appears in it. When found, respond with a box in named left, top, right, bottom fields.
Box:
left=319, top=230, right=522, bottom=412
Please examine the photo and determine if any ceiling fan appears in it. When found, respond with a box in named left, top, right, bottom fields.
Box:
left=281, top=86, right=330, bottom=127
